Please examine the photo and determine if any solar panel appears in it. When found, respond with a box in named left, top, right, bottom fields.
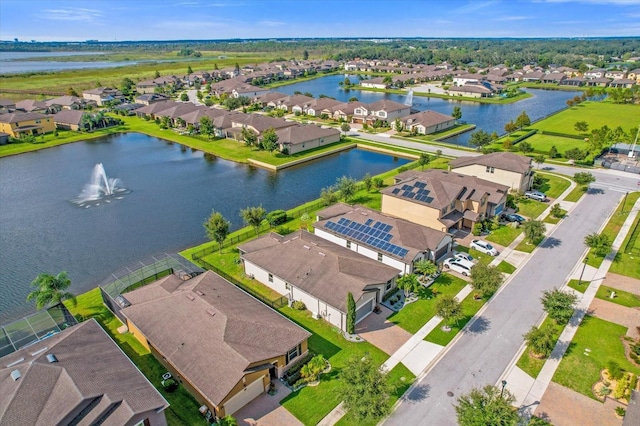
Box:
left=365, top=219, right=373, bottom=225
left=384, top=234, right=392, bottom=241
left=402, top=191, right=412, bottom=197
left=425, top=197, right=434, bottom=203
left=407, top=193, right=415, bottom=199
left=392, top=188, right=400, bottom=194
left=338, top=218, right=347, bottom=225
left=402, top=185, right=410, bottom=190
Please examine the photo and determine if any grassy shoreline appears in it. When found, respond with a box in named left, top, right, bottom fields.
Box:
left=354, top=85, right=533, bottom=104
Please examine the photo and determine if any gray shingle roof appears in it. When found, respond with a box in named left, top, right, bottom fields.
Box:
left=449, top=152, right=532, bottom=175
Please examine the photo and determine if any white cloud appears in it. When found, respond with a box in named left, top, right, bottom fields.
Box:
left=40, top=8, right=104, bottom=22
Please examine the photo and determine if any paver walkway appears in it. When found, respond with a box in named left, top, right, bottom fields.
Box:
left=603, top=272, right=640, bottom=295
left=355, top=305, right=412, bottom=355
left=536, top=382, right=623, bottom=426
left=588, top=297, right=640, bottom=339
left=234, top=380, right=301, bottom=426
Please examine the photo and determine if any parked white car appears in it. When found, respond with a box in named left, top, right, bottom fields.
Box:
left=443, top=257, right=475, bottom=276
left=454, top=252, right=475, bottom=263
left=470, top=239, right=498, bottom=256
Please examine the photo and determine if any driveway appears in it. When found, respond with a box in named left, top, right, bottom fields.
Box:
left=355, top=305, right=412, bottom=355
left=602, top=272, right=640, bottom=295
left=234, top=380, right=301, bottom=426
left=588, top=297, right=640, bottom=339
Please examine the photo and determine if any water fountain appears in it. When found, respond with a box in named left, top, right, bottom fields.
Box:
left=75, top=163, right=126, bottom=206
left=404, top=89, right=414, bottom=107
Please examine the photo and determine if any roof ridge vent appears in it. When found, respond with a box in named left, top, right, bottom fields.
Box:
left=11, top=370, right=21, bottom=381
left=30, top=347, right=48, bottom=357
left=46, top=354, right=58, bottom=363
left=318, top=252, right=326, bottom=256
left=206, top=308, right=216, bottom=316
left=195, top=290, right=204, bottom=296
left=186, top=293, right=195, bottom=301
left=7, top=358, right=24, bottom=368
left=303, top=245, right=310, bottom=250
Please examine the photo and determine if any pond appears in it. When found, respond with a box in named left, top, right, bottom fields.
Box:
left=276, top=74, right=577, bottom=145
left=0, top=133, right=410, bottom=322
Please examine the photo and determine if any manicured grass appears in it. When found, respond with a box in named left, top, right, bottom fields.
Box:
left=496, top=261, right=516, bottom=274
left=609, top=208, right=640, bottom=280
left=553, top=316, right=640, bottom=400
left=516, top=317, right=562, bottom=378
left=334, top=363, right=415, bottom=426
left=531, top=102, right=640, bottom=136
left=567, top=278, right=588, bottom=293
left=424, top=292, right=487, bottom=346
left=397, top=124, right=475, bottom=142
left=64, top=289, right=206, bottom=426
left=486, top=225, right=522, bottom=247
left=544, top=209, right=566, bottom=224
left=279, top=307, right=389, bottom=426
left=564, top=185, right=588, bottom=202
left=595, top=285, right=640, bottom=308
left=526, top=133, right=587, bottom=156
left=514, top=238, right=539, bottom=253
left=387, top=274, right=468, bottom=334
left=536, top=173, right=572, bottom=199
left=357, top=86, right=531, bottom=104
left=585, top=192, right=640, bottom=269
left=516, top=198, right=549, bottom=219
left=0, top=126, right=127, bottom=158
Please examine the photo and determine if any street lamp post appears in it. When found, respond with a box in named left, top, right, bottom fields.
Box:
left=578, top=257, right=589, bottom=286
left=500, top=380, right=507, bottom=398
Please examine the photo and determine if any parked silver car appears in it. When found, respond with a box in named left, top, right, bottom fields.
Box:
left=524, top=190, right=548, bottom=202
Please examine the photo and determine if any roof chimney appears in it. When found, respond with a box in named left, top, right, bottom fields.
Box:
left=11, top=370, right=21, bottom=381
left=46, top=354, right=58, bottom=363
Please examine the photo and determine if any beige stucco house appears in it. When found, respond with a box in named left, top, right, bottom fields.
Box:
left=0, top=112, right=56, bottom=137
left=449, top=152, right=534, bottom=193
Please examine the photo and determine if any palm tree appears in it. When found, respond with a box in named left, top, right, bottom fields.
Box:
left=217, top=415, right=238, bottom=426
left=27, top=271, right=76, bottom=310
left=414, top=259, right=438, bottom=282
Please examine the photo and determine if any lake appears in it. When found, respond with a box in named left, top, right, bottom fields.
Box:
left=0, top=133, right=409, bottom=323
left=0, top=51, right=145, bottom=74
left=276, top=75, right=577, bottom=144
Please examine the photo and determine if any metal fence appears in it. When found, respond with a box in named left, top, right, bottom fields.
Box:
left=599, top=160, right=640, bottom=174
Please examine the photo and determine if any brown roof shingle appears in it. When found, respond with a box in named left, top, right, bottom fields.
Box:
left=449, top=152, right=532, bottom=175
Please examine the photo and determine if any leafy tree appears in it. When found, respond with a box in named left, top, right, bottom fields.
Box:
left=240, top=205, right=267, bottom=235
left=436, top=294, right=463, bottom=329
left=363, top=173, right=373, bottom=192
left=394, top=118, right=403, bottom=132
left=574, top=121, right=589, bottom=133
left=343, top=77, right=352, bottom=87
left=199, top=116, right=214, bottom=139
left=518, top=141, right=533, bottom=153
left=534, top=154, right=546, bottom=168
left=373, top=177, right=384, bottom=190
left=419, top=152, right=432, bottom=170
left=217, top=415, right=238, bottom=426
left=490, top=131, right=499, bottom=141
left=203, top=210, right=230, bottom=253
left=504, top=121, right=517, bottom=134
left=469, top=130, right=492, bottom=150
left=341, top=355, right=392, bottom=422
left=564, top=148, right=587, bottom=161
left=320, top=186, right=338, bottom=206
left=303, top=49, right=309, bottom=60
left=348, top=96, right=359, bottom=102
left=541, top=288, right=578, bottom=325
left=515, top=111, right=531, bottom=129
left=187, top=65, right=193, bottom=74
left=470, top=263, right=504, bottom=298
left=241, top=127, right=257, bottom=147
left=261, top=127, right=279, bottom=153
left=522, top=220, right=546, bottom=244
left=27, top=271, right=76, bottom=310
left=548, top=145, right=558, bottom=158
left=584, top=232, right=612, bottom=257
left=336, top=176, right=358, bottom=202
left=414, top=259, right=438, bottom=278
left=550, top=203, right=565, bottom=218
left=396, top=274, right=420, bottom=297
left=180, top=92, right=189, bottom=102
left=301, top=355, right=326, bottom=382
left=573, top=172, right=596, bottom=186
left=340, top=122, right=351, bottom=135
left=455, top=385, right=519, bottom=426
left=154, top=70, right=161, bottom=78
left=266, top=210, right=287, bottom=228
left=234, top=62, right=240, bottom=74
left=524, top=325, right=557, bottom=358
left=452, top=106, right=462, bottom=121
left=347, top=292, right=356, bottom=334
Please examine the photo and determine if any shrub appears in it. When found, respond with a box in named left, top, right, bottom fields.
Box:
left=550, top=204, right=565, bottom=218
left=630, top=374, right=638, bottom=392
left=275, top=226, right=293, bottom=236
left=291, top=300, right=306, bottom=310
left=608, top=361, right=624, bottom=380
left=597, top=386, right=611, bottom=397
left=162, top=378, right=179, bottom=392
left=472, top=223, right=483, bottom=236
left=266, top=210, right=287, bottom=227
left=614, top=375, right=629, bottom=399
left=615, top=407, right=626, bottom=417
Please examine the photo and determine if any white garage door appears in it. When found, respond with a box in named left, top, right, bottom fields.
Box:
left=355, top=299, right=374, bottom=323
left=223, top=375, right=266, bottom=416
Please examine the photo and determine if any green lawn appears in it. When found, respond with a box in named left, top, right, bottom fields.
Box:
left=486, top=225, right=522, bottom=247
left=567, top=279, right=588, bottom=293
left=64, top=289, right=206, bottom=426
left=514, top=238, right=539, bottom=253
left=535, top=173, right=572, bottom=199
left=334, top=363, right=415, bottom=426
left=564, top=185, right=588, bottom=202
left=496, top=261, right=516, bottom=274
left=279, top=307, right=389, bottom=426
left=553, top=316, right=640, bottom=400
left=531, top=102, right=640, bottom=136
left=595, top=285, right=640, bottom=308
left=525, top=133, right=586, bottom=156
left=397, top=124, right=475, bottom=142
left=516, top=317, right=562, bottom=378
left=585, top=192, right=640, bottom=269
left=544, top=210, right=566, bottom=224
left=609, top=208, right=640, bottom=279
left=387, top=274, right=468, bottom=334
left=516, top=198, right=549, bottom=219
left=424, top=292, right=487, bottom=346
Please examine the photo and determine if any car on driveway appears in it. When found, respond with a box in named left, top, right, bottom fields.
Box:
left=443, top=258, right=474, bottom=276
left=454, top=252, right=475, bottom=263
left=524, top=190, right=548, bottom=202
left=470, top=239, right=498, bottom=256
left=501, top=213, right=526, bottom=223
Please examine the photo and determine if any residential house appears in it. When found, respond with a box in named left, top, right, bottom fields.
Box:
left=326, top=101, right=365, bottom=122
left=15, top=99, right=53, bottom=114
left=585, top=77, right=611, bottom=87
left=230, top=113, right=296, bottom=137
left=314, top=203, right=453, bottom=274
left=541, top=73, right=566, bottom=84
left=0, top=99, right=16, bottom=113
left=178, top=107, right=228, bottom=128
left=0, top=319, right=169, bottom=426
left=305, top=97, right=342, bottom=117
left=135, top=93, right=170, bottom=105
left=361, top=77, right=388, bottom=89
left=453, top=74, right=482, bottom=86
left=449, top=151, right=534, bottom=193
left=53, top=109, right=84, bottom=131
left=253, top=91, right=287, bottom=107
left=609, top=78, right=636, bottom=89
left=239, top=230, right=399, bottom=331
left=134, top=100, right=182, bottom=120
left=605, top=70, right=626, bottom=80
left=82, top=87, right=124, bottom=106
left=209, top=78, right=269, bottom=99
left=521, top=71, right=545, bottom=82
left=559, top=77, right=585, bottom=87
left=584, top=69, right=607, bottom=79
left=136, top=76, right=182, bottom=94
left=400, top=110, right=455, bottom=135
left=448, top=83, right=494, bottom=98
left=45, top=95, right=86, bottom=111
left=381, top=169, right=509, bottom=232
left=352, top=99, right=411, bottom=125
left=267, top=94, right=314, bottom=113
left=274, top=123, right=340, bottom=154
left=0, top=112, right=55, bottom=137
left=121, top=270, right=310, bottom=419
left=0, top=132, right=9, bottom=145
left=628, top=68, right=640, bottom=84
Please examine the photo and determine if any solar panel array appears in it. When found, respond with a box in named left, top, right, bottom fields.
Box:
left=325, top=217, right=409, bottom=258
left=391, top=181, right=435, bottom=204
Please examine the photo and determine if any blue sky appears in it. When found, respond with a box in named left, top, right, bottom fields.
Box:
left=1, top=0, right=639, bottom=41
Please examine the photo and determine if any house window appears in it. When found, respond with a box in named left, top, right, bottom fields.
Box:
left=485, top=166, right=495, bottom=173
left=346, top=241, right=351, bottom=249
left=285, top=283, right=290, bottom=290
left=268, top=273, right=273, bottom=283
left=286, top=344, right=302, bottom=364
left=385, top=280, right=392, bottom=291
left=378, top=253, right=383, bottom=261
